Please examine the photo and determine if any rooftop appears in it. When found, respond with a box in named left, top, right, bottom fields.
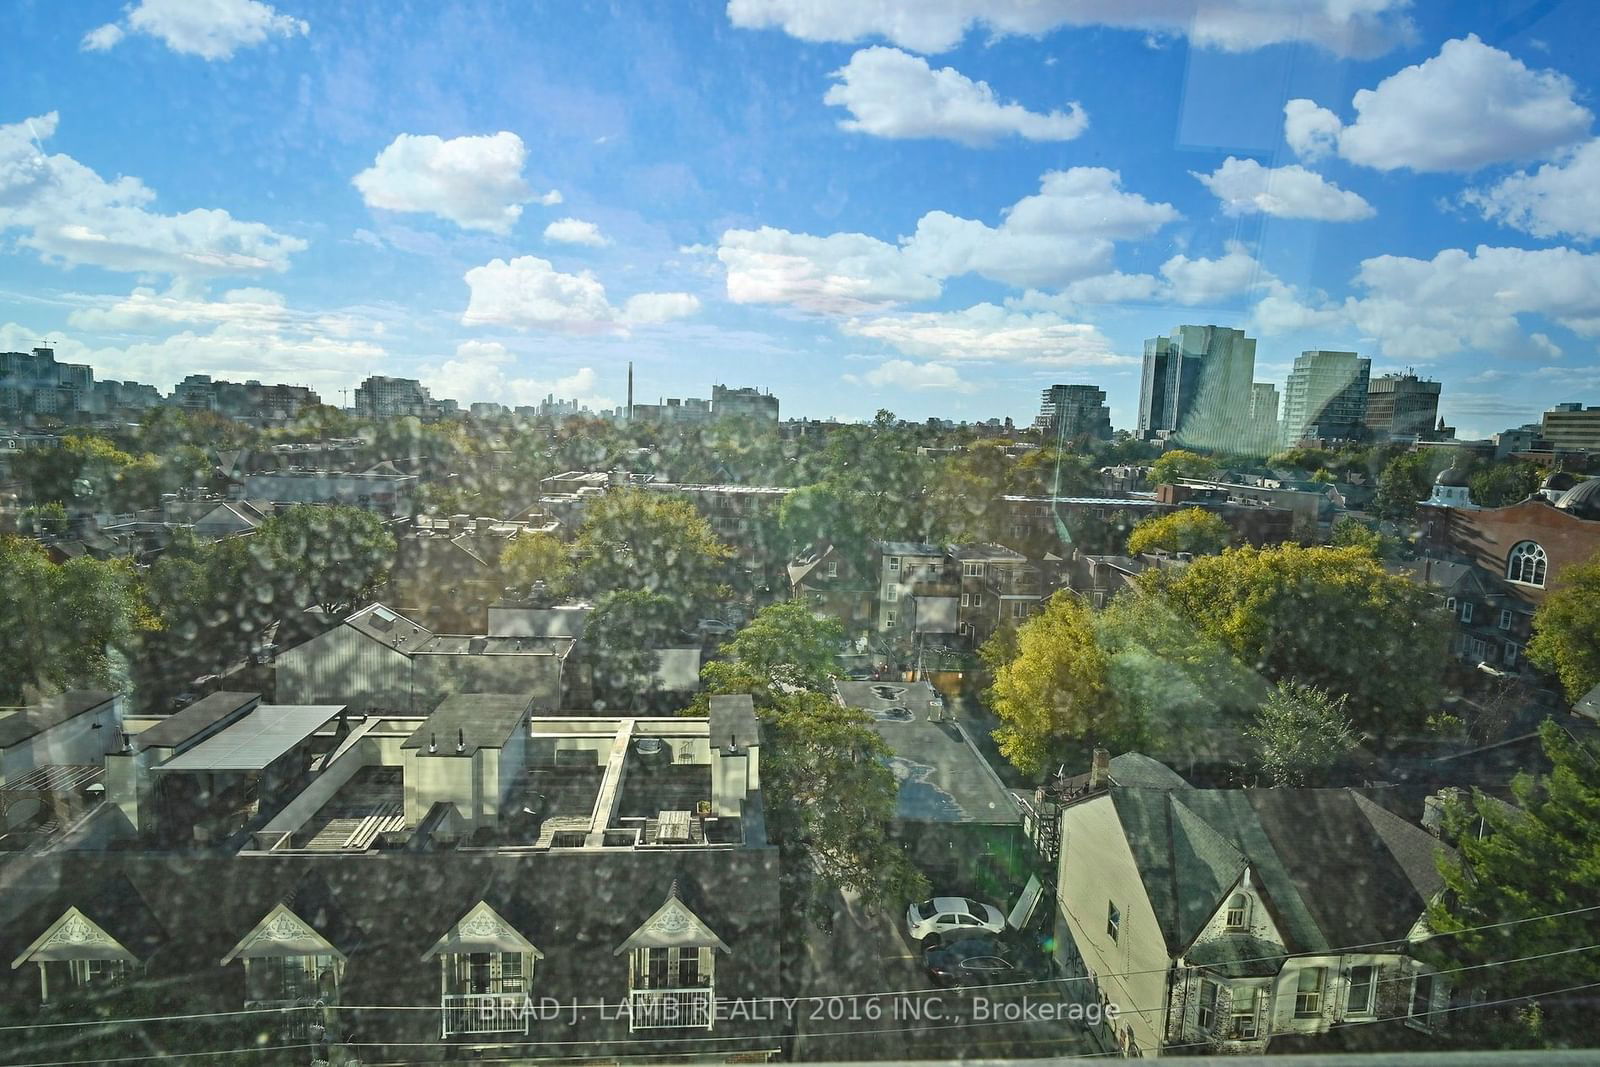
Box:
left=402, top=694, right=533, bottom=756
left=135, top=692, right=259, bottom=751
left=155, top=706, right=343, bottom=773
left=0, top=691, right=116, bottom=750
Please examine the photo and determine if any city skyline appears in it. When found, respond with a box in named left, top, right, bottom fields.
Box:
left=4, top=5, right=1600, bottom=436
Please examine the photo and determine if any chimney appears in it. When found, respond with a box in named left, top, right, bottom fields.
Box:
left=1088, top=746, right=1112, bottom=791
left=457, top=728, right=466, bottom=754
left=429, top=732, right=437, bottom=754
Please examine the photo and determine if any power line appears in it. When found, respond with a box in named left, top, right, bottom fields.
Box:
left=6, top=901, right=1598, bottom=1037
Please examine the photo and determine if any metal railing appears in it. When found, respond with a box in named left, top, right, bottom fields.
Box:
left=440, top=992, right=532, bottom=1037
left=628, top=986, right=715, bottom=1030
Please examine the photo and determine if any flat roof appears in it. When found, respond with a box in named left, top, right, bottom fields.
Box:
left=402, top=694, right=532, bottom=756
left=0, top=691, right=116, bottom=750
left=155, top=706, right=343, bottom=773
left=136, top=692, right=259, bottom=751
left=834, top=681, right=1018, bottom=825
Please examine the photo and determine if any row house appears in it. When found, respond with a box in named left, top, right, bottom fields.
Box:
left=1029, top=751, right=1455, bottom=1057
left=1388, top=559, right=1531, bottom=674
left=1, top=850, right=781, bottom=1060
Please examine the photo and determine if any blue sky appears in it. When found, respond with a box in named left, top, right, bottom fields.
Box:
left=3, top=0, right=1598, bottom=436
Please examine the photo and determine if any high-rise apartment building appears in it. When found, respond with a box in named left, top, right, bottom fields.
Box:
left=1365, top=372, right=1441, bottom=440
left=1035, top=384, right=1111, bottom=441
left=173, top=374, right=321, bottom=419
left=1541, top=402, right=1600, bottom=452
left=0, top=347, right=94, bottom=419
left=1137, top=326, right=1257, bottom=451
left=354, top=375, right=434, bottom=418
left=1280, top=350, right=1371, bottom=445
left=712, top=384, right=779, bottom=421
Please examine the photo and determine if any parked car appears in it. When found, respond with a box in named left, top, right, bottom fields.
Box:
left=695, top=619, right=736, bottom=637
left=924, top=936, right=1022, bottom=987
left=906, top=896, right=1007, bottom=942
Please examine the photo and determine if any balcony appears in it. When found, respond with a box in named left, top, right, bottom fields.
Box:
left=244, top=998, right=323, bottom=1041
left=628, top=986, right=715, bottom=1030
left=440, top=993, right=532, bottom=1038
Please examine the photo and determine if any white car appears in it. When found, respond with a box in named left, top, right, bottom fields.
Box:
left=906, top=897, right=1007, bottom=942
left=695, top=619, right=736, bottom=636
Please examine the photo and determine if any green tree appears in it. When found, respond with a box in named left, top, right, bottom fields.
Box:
left=499, top=531, right=574, bottom=597
left=1428, top=721, right=1600, bottom=1043
left=698, top=600, right=843, bottom=701
left=0, top=536, right=150, bottom=704
left=257, top=505, right=397, bottom=617
left=1526, top=550, right=1600, bottom=704
left=1149, top=544, right=1447, bottom=739
left=981, top=592, right=1128, bottom=775
left=1126, top=507, right=1231, bottom=557
left=1470, top=460, right=1543, bottom=509
left=575, top=489, right=732, bottom=606
left=1329, top=515, right=1387, bottom=556
left=1148, top=448, right=1219, bottom=486
left=779, top=482, right=867, bottom=557
left=582, top=590, right=683, bottom=708
left=1245, top=681, right=1359, bottom=786
left=1374, top=451, right=1431, bottom=521
left=761, top=689, right=928, bottom=913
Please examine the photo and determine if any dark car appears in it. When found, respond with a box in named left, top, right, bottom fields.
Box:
left=923, top=936, right=1023, bottom=988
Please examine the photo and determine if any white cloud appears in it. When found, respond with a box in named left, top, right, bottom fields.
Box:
left=622, top=292, right=702, bottom=324
left=0, top=112, right=305, bottom=276
left=727, top=0, right=1413, bottom=58
left=420, top=340, right=607, bottom=408
left=719, top=167, right=1177, bottom=310
left=1285, top=36, right=1592, bottom=172
left=83, top=0, right=308, bottom=60
left=1158, top=243, right=1269, bottom=305
left=1192, top=157, right=1374, bottom=221
left=1283, top=99, right=1343, bottom=162
left=3, top=300, right=382, bottom=401
left=461, top=256, right=698, bottom=332
left=848, top=359, right=971, bottom=391
left=1252, top=244, right=1600, bottom=359
left=716, top=227, right=941, bottom=313
left=543, top=218, right=610, bottom=247
left=538, top=190, right=564, bottom=206
left=353, top=132, right=537, bottom=233
left=824, top=46, right=1086, bottom=145
left=1463, top=139, right=1600, bottom=242
left=80, top=23, right=126, bottom=51
left=843, top=303, right=1133, bottom=366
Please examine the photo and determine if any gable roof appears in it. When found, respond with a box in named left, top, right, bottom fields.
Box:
left=220, top=873, right=361, bottom=964
left=614, top=882, right=729, bottom=955
left=136, top=691, right=260, bottom=751
left=422, top=900, right=544, bottom=961
left=11, top=875, right=165, bottom=968
left=1111, top=790, right=1246, bottom=954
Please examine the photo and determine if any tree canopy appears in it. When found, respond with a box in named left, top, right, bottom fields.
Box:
left=575, top=489, right=732, bottom=606
left=1148, top=544, right=1447, bottom=739
left=1527, top=550, right=1600, bottom=704
left=257, top=505, right=397, bottom=617
left=981, top=591, right=1125, bottom=775
left=1429, top=721, right=1600, bottom=1044
left=0, top=535, right=151, bottom=704
left=1148, top=449, right=1219, bottom=486
left=499, top=531, right=574, bottom=597
left=1245, top=681, right=1358, bottom=786
left=698, top=600, right=843, bottom=701
left=1126, top=507, right=1231, bottom=557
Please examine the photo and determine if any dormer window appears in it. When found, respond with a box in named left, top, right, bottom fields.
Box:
left=616, top=883, right=728, bottom=1031
left=423, top=900, right=542, bottom=1038
left=1507, top=541, right=1547, bottom=587
left=1224, top=893, right=1249, bottom=930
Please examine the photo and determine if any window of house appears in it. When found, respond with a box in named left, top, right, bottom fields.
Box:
left=1224, top=893, right=1249, bottom=930
left=1468, top=637, right=1488, bottom=660
left=888, top=557, right=900, bottom=573
left=1459, top=601, right=1473, bottom=623
left=68, top=958, right=134, bottom=987
left=1499, top=608, right=1513, bottom=630
left=885, top=610, right=896, bottom=628
left=826, top=561, right=838, bottom=577
left=1445, top=596, right=1456, bottom=612
left=1106, top=901, right=1121, bottom=942
left=970, top=593, right=981, bottom=607
left=1504, top=642, right=1519, bottom=666
left=1198, top=978, right=1218, bottom=1031
left=1232, top=987, right=1259, bottom=1039
left=1409, top=974, right=1436, bottom=1027
left=1294, top=968, right=1325, bottom=1017
left=887, top=587, right=897, bottom=603
left=1506, top=541, right=1547, bottom=586
left=1346, top=965, right=1376, bottom=1016
left=963, top=562, right=983, bottom=576
left=1012, top=602, right=1029, bottom=619
left=960, top=593, right=969, bottom=607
